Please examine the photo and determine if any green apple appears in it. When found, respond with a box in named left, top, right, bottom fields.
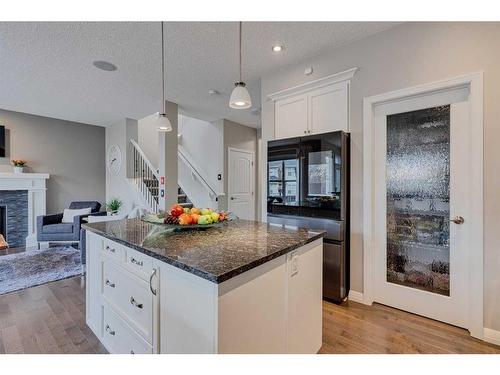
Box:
left=210, top=212, right=220, bottom=223
left=201, top=208, right=212, bottom=216
left=183, top=207, right=191, bottom=214
left=198, top=215, right=210, bottom=225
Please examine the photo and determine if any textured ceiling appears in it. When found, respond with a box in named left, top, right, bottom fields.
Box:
left=0, top=22, right=399, bottom=128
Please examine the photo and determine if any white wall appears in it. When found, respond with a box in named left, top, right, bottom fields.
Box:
left=178, top=114, right=223, bottom=194
left=260, top=22, right=500, bottom=332
left=138, top=113, right=160, bottom=169
left=106, top=118, right=143, bottom=214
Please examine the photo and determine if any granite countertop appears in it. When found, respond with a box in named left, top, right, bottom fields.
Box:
left=83, top=219, right=324, bottom=283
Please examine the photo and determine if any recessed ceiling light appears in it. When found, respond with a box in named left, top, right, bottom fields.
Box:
left=272, top=45, right=284, bottom=53
left=93, top=60, right=117, bottom=71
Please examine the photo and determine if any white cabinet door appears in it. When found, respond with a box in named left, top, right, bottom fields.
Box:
left=274, top=94, right=308, bottom=139
left=86, top=231, right=103, bottom=337
left=286, top=240, right=323, bottom=353
left=308, top=81, right=349, bottom=134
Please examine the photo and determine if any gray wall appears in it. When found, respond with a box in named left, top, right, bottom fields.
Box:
left=222, top=119, right=258, bottom=216
left=260, top=22, right=500, bottom=331
left=0, top=109, right=105, bottom=214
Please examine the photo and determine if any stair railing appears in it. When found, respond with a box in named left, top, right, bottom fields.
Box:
left=130, top=139, right=160, bottom=213
left=178, top=147, right=222, bottom=205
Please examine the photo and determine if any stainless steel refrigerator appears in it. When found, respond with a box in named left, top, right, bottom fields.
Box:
left=267, top=131, right=349, bottom=303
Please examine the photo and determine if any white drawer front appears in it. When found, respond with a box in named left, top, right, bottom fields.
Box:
left=102, top=304, right=152, bottom=354
left=124, top=247, right=153, bottom=281
left=102, top=238, right=125, bottom=263
left=103, top=260, right=153, bottom=343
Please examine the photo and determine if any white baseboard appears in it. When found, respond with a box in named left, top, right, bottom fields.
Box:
left=484, top=328, right=500, bottom=346
left=348, top=290, right=364, bottom=303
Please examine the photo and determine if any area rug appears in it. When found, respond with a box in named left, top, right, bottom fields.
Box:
left=0, top=246, right=82, bottom=295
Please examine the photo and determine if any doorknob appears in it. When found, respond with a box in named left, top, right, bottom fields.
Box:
left=230, top=197, right=234, bottom=200
left=450, top=216, right=465, bottom=224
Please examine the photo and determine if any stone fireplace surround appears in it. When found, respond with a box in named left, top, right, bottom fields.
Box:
left=0, top=173, right=49, bottom=248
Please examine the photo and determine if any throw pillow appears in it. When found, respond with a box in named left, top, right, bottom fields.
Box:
left=62, top=207, right=91, bottom=223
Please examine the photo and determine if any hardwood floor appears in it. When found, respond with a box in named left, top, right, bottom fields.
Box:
left=0, top=277, right=498, bottom=354
left=0, top=277, right=106, bottom=354
left=320, top=300, right=500, bottom=354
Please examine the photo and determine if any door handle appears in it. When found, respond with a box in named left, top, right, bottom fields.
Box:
left=450, top=216, right=465, bottom=225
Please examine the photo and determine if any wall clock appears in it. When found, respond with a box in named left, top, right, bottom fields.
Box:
left=107, top=144, right=122, bottom=175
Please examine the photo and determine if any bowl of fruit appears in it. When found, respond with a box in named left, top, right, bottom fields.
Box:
left=142, top=204, right=232, bottom=230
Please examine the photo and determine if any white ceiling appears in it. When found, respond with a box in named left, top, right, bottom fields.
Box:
left=0, top=22, right=399, bottom=128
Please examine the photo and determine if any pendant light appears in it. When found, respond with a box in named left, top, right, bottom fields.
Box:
left=158, top=21, right=172, bottom=131
left=229, top=21, right=252, bottom=109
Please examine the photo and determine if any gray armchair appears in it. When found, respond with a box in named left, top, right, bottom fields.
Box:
left=37, top=201, right=105, bottom=249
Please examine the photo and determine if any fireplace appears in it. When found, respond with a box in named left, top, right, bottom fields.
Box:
left=0, top=173, right=49, bottom=248
left=0, top=205, right=5, bottom=240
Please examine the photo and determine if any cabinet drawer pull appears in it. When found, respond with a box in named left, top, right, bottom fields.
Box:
left=105, top=279, right=116, bottom=288
left=149, top=269, right=157, bottom=296
left=131, top=257, right=143, bottom=267
left=130, top=297, right=143, bottom=309
left=105, top=324, right=116, bottom=336
left=105, top=245, right=116, bottom=253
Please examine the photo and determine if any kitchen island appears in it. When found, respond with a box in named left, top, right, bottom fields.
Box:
left=83, top=219, right=324, bottom=354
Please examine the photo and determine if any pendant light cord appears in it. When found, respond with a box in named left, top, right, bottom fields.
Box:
left=161, top=21, right=165, bottom=115
left=239, top=21, right=242, bottom=83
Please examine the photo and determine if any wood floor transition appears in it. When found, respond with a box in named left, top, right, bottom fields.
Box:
left=0, top=276, right=498, bottom=354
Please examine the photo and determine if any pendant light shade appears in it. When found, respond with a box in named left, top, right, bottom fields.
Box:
left=157, top=112, right=172, bottom=132
left=229, top=22, right=252, bottom=110
left=229, top=82, right=252, bottom=109
left=158, top=21, right=172, bottom=132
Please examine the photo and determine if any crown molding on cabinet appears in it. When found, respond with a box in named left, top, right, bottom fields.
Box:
left=267, top=67, right=358, bottom=101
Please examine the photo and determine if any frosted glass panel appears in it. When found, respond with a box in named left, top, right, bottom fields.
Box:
left=386, top=105, right=450, bottom=296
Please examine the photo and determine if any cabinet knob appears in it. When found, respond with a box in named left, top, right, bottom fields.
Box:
left=130, top=296, right=144, bottom=309
left=105, top=324, right=116, bottom=336
left=304, top=130, right=307, bottom=134
left=105, top=279, right=116, bottom=288
left=131, top=257, right=144, bottom=267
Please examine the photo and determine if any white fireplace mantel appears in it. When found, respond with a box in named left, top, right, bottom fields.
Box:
left=0, top=173, right=49, bottom=248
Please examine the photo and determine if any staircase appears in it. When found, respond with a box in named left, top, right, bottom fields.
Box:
left=177, top=186, right=193, bottom=209
left=130, top=139, right=193, bottom=213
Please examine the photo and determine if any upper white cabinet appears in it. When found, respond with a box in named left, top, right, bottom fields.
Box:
left=275, top=94, right=308, bottom=139
left=308, top=81, right=349, bottom=135
left=269, top=68, right=357, bottom=140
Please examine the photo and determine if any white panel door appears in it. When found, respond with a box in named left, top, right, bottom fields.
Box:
left=274, top=94, right=308, bottom=139
left=308, top=81, right=349, bottom=134
left=228, top=148, right=255, bottom=220
left=373, top=89, right=470, bottom=328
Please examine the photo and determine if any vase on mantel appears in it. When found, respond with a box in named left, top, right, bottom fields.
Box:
left=13, top=166, right=24, bottom=173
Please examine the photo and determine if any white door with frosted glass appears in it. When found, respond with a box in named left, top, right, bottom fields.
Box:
left=373, top=88, right=470, bottom=328
left=228, top=148, right=255, bottom=220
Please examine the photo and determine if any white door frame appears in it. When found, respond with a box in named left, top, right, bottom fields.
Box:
left=228, top=147, right=256, bottom=220
left=362, top=72, right=484, bottom=339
